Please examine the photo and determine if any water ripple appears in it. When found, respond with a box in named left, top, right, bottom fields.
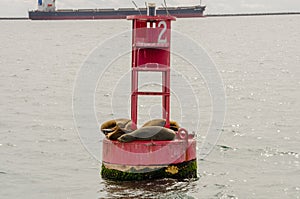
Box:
left=99, top=178, right=198, bottom=199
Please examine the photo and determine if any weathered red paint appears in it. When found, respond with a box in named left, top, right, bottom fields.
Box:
left=102, top=138, right=196, bottom=166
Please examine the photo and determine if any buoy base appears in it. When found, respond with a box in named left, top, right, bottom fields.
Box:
left=101, top=159, right=197, bottom=181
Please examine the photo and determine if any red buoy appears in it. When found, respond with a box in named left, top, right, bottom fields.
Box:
left=101, top=3, right=197, bottom=181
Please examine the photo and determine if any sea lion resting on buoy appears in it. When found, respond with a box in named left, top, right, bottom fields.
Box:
left=101, top=118, right=180, bottom=140
left=117, top=126, right=176, bottom=143
left=100, top=118, right=133, bottom=140
left=142, top=119, right=180, bottom=131
left=100, top=118, right=130, bottom=134
left=112, top=118, right=179, bottom=140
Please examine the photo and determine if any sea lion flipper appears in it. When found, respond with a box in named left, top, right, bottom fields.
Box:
left=107, top=129, right=124, bottom=140
left=106, top=126, right=134, bottom=140
left=115, top=118, right=131, bottom=128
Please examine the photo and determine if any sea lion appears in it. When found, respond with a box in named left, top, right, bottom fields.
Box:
left=100, top=118, right=133, bottom=140
left=142, top=119, right=166, bottom=127
left=100, top=118, right=131, bottom=135
left=106, top=124, right=133, bottom=140
left=169, top=121, right=180, bottom=131
left=142, top=119, right=180, bottom=131
left=117, top=126, right=176, bottom=143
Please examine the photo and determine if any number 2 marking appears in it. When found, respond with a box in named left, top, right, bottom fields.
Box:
left=158, top=21, right=167, bottom=43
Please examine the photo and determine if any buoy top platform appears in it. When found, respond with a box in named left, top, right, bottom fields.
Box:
left=101, top=3, right=197, bottom=181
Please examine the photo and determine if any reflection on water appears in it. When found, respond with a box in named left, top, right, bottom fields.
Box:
left=99, top=178, right=198, bottom=199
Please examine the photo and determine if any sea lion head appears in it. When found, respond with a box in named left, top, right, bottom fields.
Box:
left=170, top=121, right=180, bottom=131
left=101, top=120, right=117, bottom=135
left=100, top=118, right=131, bottom=136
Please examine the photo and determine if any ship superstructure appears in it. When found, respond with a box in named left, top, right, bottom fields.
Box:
left=29, top=0, right=205, bottom=20
left=38, top=0, right=56, bottom=12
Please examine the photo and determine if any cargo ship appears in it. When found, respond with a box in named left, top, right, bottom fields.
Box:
left=28, top=0, right=205, bottom=20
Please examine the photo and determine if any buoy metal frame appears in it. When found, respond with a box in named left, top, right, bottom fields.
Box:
left=129, top=13, right=176, bottom=130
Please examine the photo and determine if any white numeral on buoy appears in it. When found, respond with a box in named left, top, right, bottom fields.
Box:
left=158, top=21, right=167, bottom=43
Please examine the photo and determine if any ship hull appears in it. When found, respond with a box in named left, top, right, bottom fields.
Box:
left=29, top=6, right=205, bottom=20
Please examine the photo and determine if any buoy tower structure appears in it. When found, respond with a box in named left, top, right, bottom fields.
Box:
left=101, top=3, right=197, bottom=181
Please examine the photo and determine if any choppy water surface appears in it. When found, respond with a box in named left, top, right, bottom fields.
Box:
left=0, top=16, right=299, bottom=198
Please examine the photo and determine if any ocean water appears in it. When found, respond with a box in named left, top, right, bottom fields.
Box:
left=0, top=15, right=300, bottom=199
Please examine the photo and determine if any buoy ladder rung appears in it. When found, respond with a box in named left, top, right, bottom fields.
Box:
left=131, top=63, right=170, bottom=130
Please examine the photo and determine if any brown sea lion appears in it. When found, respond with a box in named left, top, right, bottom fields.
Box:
left=117, top=126, right=176, bottom=143
left=100, top=118, right=133, bottom=140
left=142, top=119, right=166, bottom=127
left=100, top=118, right=131, bottom=135
left=169, top=121, right=180, bottom=131
left=142, top=119, right=180, bottom=131
left=106, top=124, right=133, bottom=140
